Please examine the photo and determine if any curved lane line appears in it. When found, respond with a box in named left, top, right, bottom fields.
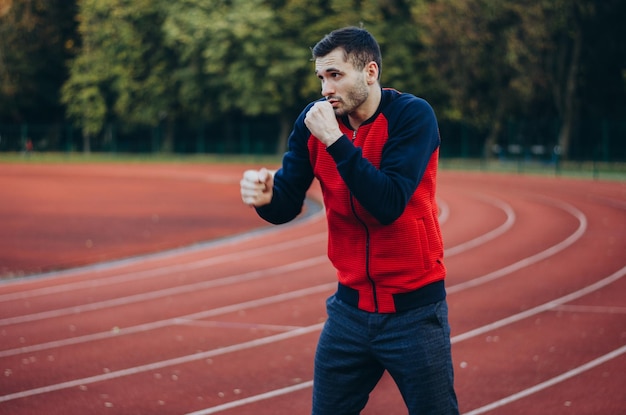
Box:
left=438, top=197, right=450, bottom=225
left=0, top=256, right=328, bottom=326
left=448, top=198, right=587, bottom=294
left=183, top=265, right=626, bottom=415
left=0, top=196, right=569, bottom=343
left=450, top=265, right=626, bottom=342
left=185, top=344, right=626, bottom=415
left=0, top=193, right=509, bottom=308
left=2, top=266, right=622, bottom=405
left=462, top=344, right=626, bottom=415
left=0, top=283, right=336, bottom=358
left=0, top=324, right=326, bottom=404
left=186, top=381, right=315, bottom=415
left=0, top=194, right=599, bottom=406
left=0, top=232, right=327, bottom=303
left=0, top=192, right=503, bottom=302
left=0, top=197, right=325, bottom=289
left=445, top=194, right=515, bottom=257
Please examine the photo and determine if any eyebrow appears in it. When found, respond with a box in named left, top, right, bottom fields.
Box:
left=315, top=67, right=343, bottom=76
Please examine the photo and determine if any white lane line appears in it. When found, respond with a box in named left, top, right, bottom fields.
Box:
left=0, top=283, right=336, bottom=358
left=0, top=232, right=327, bottom=303
left=182, top=344, right=626, bottom=415
left=451, top=265, right=625, bottom=343
left=173, top=319, right=303, bottom=332
left=0, top=194, right=511, bottom=322
left=181, top=266, right=626, bottom=415
left=0, top=198, right=582, bottom=349
left=0, top=256, right=328, bottom=326
left=2, top=266, right=623, bottom=405
left=445, top=194, right=515, bottom=257
left=0, top=198, right=326, bottom=290
left=448, top=198, right=586, bottom=293
left=0, top=192, right=503, bottom=303
left=462, top=345, right=626, bottom=415
left=438, top=197, right=450, bottom=225
left=186, top=381, right=315, bottom=415
left=551, top=304, right=626, bottom=314
left=0, top=323, right=325, bottom=404
left=0, top=196, right=596, bottom=410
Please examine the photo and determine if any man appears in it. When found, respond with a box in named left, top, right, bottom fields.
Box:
left=240, top=26, right=459, bottom=415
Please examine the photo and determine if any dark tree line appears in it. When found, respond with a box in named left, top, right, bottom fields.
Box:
left=1, top=0, right=624, bottom=158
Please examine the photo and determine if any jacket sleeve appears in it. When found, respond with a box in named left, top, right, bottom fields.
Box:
left=326, top=96, right=440, bottom=225
left=255, top=108, right=315, bottom=224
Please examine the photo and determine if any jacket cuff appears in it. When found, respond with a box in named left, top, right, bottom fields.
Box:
left=326, top=134, right=353, bottom=162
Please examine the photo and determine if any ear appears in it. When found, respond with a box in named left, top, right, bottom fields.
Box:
left=365, top=61, right=379, bottom=85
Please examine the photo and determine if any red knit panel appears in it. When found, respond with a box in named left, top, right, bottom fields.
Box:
left=308, top=118, right=446, bottom=313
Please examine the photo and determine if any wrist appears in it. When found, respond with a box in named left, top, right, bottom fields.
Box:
left=323, top=131, right=344, bottom=147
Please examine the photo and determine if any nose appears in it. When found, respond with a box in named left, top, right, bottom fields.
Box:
left=321, top=80, right=334, bottom=98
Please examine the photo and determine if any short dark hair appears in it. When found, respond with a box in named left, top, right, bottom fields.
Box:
left=312, top=26, right=382, bottom=79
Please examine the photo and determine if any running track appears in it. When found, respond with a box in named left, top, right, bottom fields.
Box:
left=0, top=163, right=624, bottom=414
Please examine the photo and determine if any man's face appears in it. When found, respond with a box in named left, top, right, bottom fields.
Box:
left=315, top=48, right=369, bottom=117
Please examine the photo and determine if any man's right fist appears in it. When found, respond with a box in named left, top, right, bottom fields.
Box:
left=240, top=168, right=275, bottom=207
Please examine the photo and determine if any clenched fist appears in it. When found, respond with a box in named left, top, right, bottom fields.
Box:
left=304, top=101, right=343, bottom=147
left=240, top=168, right=275, bottom=207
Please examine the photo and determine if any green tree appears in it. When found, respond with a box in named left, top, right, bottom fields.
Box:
left=163, top=0, right=288, bottom=150
left=62, top=0, right=176, bottom=152
left=2, top=0, right=622, bottom=158
left=413, top=0, right=552, bottom=156
left=412, top=0, right=626, bottom=159
left=270, top=0, right=388, bottom=150
left=164, top=0, right=289, bottom=116
left=0, top=0, right=77, bottom=123
left=546, top=0, right=626, bottom=159
left=163, top=0, right=388, bottom=152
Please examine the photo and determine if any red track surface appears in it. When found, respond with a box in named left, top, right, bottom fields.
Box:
left=0, top=163, right=624, bottom=414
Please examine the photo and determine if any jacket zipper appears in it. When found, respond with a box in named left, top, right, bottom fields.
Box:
left=350, top=128, right=379, bottom=312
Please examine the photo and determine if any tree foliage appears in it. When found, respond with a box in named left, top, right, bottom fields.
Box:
left=0, top=0, right=77, bottom=123
left=61, top=0, right=175, bottom=142
left=163, top=0, right=293, bottom=118
left=1, top=0, right=624, bottom=157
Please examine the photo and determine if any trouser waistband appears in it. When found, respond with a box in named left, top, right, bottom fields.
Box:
left=336, top=280, right=446, bottom=312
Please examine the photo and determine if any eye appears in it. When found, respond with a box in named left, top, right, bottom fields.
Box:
left=317, top=71, right=342, bottom=82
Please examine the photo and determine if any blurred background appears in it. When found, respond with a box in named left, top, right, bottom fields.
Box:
left=0, top=0, right=624, bottom=175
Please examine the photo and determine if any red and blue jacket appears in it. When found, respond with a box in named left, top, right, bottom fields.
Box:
left=257, top=88, right=446, bottom=313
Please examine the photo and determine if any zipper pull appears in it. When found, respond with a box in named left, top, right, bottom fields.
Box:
left=352, top=130, right=357, bottom=142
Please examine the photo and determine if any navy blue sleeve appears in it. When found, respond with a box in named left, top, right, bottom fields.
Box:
left=326, top=95, right=439, bottom=225
left=255, top=107, right=315, bottom=224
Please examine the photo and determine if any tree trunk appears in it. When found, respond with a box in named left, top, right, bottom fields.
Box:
left=483, top=119, right=502, bottom=159
left=83, top=132, right=91, bottom=154
left=555, top=20, right=583, bottom=160
left=483, top=97, right=507, bottom=159
left=160, top=119, right=174, bottom=153
left=276, top=114, right=290, bottom=154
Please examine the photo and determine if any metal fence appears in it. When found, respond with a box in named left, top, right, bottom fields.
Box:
left=1, top=117, right=624, bottom=167
left=0, top=119, right=281, bottom=155
left=439, top=118, right=626, bottom=163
